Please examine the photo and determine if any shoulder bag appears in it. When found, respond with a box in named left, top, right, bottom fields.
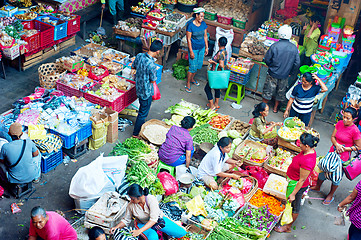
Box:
left=318, top=148, right=343, bottom=184
left=5, top=140, right=26, bottom=170
left=343, top=146, right=361, bottom=180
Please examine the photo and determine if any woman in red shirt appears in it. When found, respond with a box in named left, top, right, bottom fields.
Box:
left=311, top=107, right=361, bottom=205
left=275, top=132, right=319, bottom=233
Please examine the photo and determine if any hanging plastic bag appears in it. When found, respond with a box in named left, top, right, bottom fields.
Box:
left=157, top=172, right=178, bottom=196
left=281, top=202, right=293, bottom=225
left=152, top=82, right=161, bottom=100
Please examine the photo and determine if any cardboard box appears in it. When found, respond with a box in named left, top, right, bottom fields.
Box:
left=104, top=107, right=118, bottom=143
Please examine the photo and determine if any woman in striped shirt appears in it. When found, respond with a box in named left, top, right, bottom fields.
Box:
left=338, top=180, right=361, bottom=240
left=283, top=72, right=327, bottom=126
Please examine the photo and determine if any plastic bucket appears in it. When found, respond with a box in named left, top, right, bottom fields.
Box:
left=299, top=65, right=309, bottom=74
left=308, top=66, right=318, bottom=73
left=333, top=51, right=347, bottom=68
left=317, top=68, right=328, bottom=79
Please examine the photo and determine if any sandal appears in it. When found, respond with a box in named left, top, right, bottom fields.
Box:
left=322, top=197, right=335, bottom=205
left=274, top=225, right=291, bottom=233
left=185, top=86, right=192, bottom=93
left=191, top=80, right=200, bottom=86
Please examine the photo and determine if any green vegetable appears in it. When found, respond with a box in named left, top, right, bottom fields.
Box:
left=218, top=131, right=228, bottom=139
left=207, top=227, right=246, bottom=240
left=163, top=192, right=192, bottom=209
left=126, top=160, right=161, bottom=191
left=109, top=138, right=151, bottom=160
left=190, top=124, right=218, bottom=145
left=220, top=218, right=267, bottom=240
left=228, top=130, right=240, bottom=139
left=192, top=108, right=218, bottom=126
left=172, top=59, right=189, bottom=80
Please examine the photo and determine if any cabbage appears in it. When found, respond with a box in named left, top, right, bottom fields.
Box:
left=218, top=131, right=228, bottom=139
left=171, top=114, right=184, bottom=126
left=227, top=130, right=240, bottom=139
left=233, top=138, right=243, bottom=146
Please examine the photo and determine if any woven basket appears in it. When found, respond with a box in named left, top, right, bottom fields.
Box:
left=233, top=139, right=267, bottom=167
left=219, top=176, right=258, bottom=202
left=264, top=161, right=287, bottom=178
left=38, top=63, right=66, bottom=89
left=139, top=119, right=171, bottom=145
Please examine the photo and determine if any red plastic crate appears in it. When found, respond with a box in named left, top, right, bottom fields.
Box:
left=84, top=88, right=126, bottom=112
left=22, top=20, right=34, bottom=30
left=21, top=31, right=41, bottom=54
left=123, top=81, right=137, bottom=106
left=56, top=81, right=84, bottom=98
left=217, top=15, right=232, bottom=25
left=67, top=15, right=81, bottom=36
left=34, top=20, right=55, bottom=48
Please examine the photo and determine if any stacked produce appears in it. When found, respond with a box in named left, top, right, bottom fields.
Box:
left=203, top=0, right=250, bottom=22
left=208, top=114, right=231, bottom=130
left=267, top=148, right=293, bottom=171
left=190, top=124, right=218, bottom=145
left=229, top=120, right=250, bottom=137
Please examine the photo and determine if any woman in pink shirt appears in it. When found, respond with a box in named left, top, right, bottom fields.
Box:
left=311, top=107, right=361, bottom=205
left=275, top=132, right=319, bottom=233
left=338, top=179, right=361, bottom=240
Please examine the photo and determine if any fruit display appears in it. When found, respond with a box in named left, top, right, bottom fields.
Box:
left=87, top=83, right=123, bottom=101
left=178, top=0, right=196, bottom=5
left=203, top=0, right=250, bottom=22
left=15, top=12, right=37, bottom=21
left=267, top=148, right=293, bottom=171
left=229, top=120, right=250, bottom=136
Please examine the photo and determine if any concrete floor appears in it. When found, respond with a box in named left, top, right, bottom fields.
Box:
left=0, top=17, right=358, bottom=240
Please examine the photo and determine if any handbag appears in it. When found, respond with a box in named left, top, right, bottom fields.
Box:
left=343, top=146, right=361, bottom=180
left=318, top=149, right=343, bottom=184
left=152, top=82, right=161, bottom=101
left=207, top=63, right=230, bottom=89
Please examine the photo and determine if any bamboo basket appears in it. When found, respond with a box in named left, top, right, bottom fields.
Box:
left=263, top=160, right=287, bottom=178
left=38, top=63, right=66, bottom=89
left=233, top=139, right=268, bottom=167
left=139, top=119, right=171, bottom=145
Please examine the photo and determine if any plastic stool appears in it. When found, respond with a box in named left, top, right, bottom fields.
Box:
left=10, top=182, right=33, bottom=199
left=157, top=161, right=176, bottom=177
left=224, top=82, right=245, bottom=104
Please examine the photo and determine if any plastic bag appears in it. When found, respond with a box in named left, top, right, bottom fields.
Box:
left=152, top=82, right=161, bottom=100
left=308, top=170, right=319, bottom=187
left=89, top=114, right=109, bottom=150
left=157, top=172, right=178, bottom=196
left=281, top=202, right=293, bottom=225
left=69, top=153, right=128, bottom=199
left=189, top=186, right=206, bottom=198
left=186, top=195, right=207, bottom=217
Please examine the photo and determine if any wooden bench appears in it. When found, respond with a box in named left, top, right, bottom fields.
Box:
left=75, top=2, right=102, bottom=40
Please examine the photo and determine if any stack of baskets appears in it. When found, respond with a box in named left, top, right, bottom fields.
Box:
left=38, top=63, right=66, bottom=89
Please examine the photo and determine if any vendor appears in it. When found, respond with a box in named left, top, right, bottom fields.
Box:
left=185, top=7, right=208, bottom=93
left=29, top=206, right=78, bottom=240
left=101, top=0, right=124, bottom=25
left=275, top=133, right=319, bottom=233
left=110, top=184, right=187, bottom=239
left=0, top=123, right=41, bottom=187
left=88, top=226, right=107, bottom=240
left=205, top=37, right=228, bottom=111
left=302, top=15, right=321, bottom=66
left=158, top=116, right=196, bottom=168
left=283, top=72, right=328, bottom=126
left=197, top=137, right=242, bottom=190
left=248, top=102, right=282, bottom=146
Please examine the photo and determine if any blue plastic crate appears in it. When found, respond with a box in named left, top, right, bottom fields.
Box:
left=49, top=121, right=92, bottom=149
left=41, top=150, right=63, bottom=174
left=36, top=15, right=68, bottom=41
left=155, top=63, right=163, bottom=84
left=229, top=69, right=252, bottom=85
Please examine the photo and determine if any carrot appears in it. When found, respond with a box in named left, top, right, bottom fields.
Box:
left=249, top=189, right=285, bottom=216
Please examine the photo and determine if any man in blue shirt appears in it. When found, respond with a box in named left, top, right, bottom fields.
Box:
left=132, top=40, right=163, bottom=138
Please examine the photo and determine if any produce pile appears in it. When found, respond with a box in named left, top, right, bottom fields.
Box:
left=249, top=190, right=285, bottom=216
left=229, top=120, right=250, bottom=136
left=203, top=0, right=250, bottom=22
left=114, top=19, right=142, bottom=33
left=190, top=124, right=218, bottom=145
left=164, top=12, right=185, bottom=23
left=267, top=148, right=293, bottom=171
left=219, top=217, right=268, bottom=239
left=236, top=142, right=268, bottom=164
left=235, top=205, right=277, bottom=233
left=208, top=114, right=231, bottom=130
left=278, top=126, right=303, bottom=141
left=172, top=59, right=189, bottom=80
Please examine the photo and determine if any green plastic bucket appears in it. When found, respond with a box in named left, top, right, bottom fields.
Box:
left=299, top=65, right=309, bottom=74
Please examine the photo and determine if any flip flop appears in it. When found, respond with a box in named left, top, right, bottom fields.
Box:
left=191, top=80, right=200, bottom=86
left=322, top=197, right=335, bottom=205
left=185, top=86, right=192, bottom=93
left=274, top=225, right=291, bottom=233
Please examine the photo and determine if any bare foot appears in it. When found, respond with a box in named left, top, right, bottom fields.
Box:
left=310, top=186, right=321, bottom=192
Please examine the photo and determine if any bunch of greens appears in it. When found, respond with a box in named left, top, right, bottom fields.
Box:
left=172, top=59, right=189, bottom=80
left=235, top=205, right=277, bottom=233
left=163, top=192, right=192, bottom=209
left=219, top=218, right=267, bottom=240
left=192, top=108, right=218, bottom=126
left=109, top=138, right=151, bottom=160
left=190, top=124, right=218, bottom=145
left=206, top=226, right=245, bottom=240
left=165, top=100, right=198, bottom=117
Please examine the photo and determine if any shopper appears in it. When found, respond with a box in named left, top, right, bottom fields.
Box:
left=197, top=137, right=242, bottom=190
left=311, top=107, right=361, bottom=205
left=110, top=184, right=187, bottom=240
left=302, top=15, right=321, bottom=66
left=283, top=72, right=328, bottom=126
left=28, top=206, right=77, bottom=240
left=275, top=133, right=319, bottom=233
left=185, top=7, right=208, bottom=93
left=262, top=25, right=300, bottom=113
left=132, top=40, right=163, bottom=138
left=0, top=123, right=41, bottom=187
left=337, top=179, right=361, bottom=240
left=88, top=226, right=107, bottom=240
left=101, top=0, right=124, bottom=25
left=159, top=116, right=196, bottom=168
left=248, top=102, right=282, bottom=146
left=204, top=36, right=228, bottom=110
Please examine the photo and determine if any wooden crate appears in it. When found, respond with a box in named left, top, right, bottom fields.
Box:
left=60, top=36, right=76, bottom=50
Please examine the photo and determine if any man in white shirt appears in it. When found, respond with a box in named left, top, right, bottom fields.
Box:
left=198, top=137, right=242, bottom=190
